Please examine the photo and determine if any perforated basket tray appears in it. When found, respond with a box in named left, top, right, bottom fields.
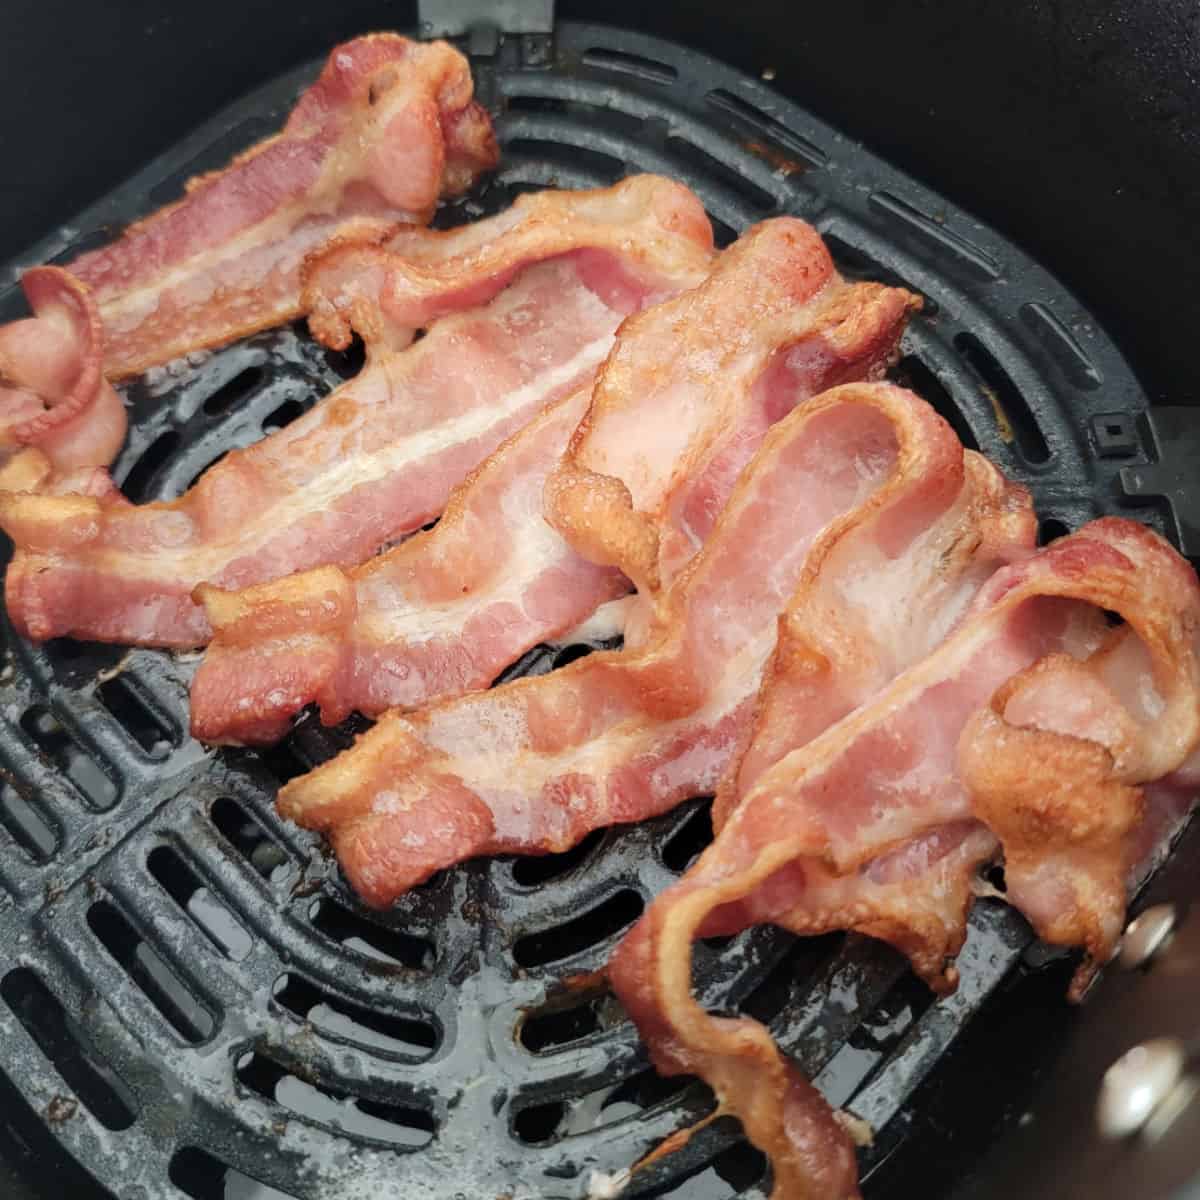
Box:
left=0, top=21, right=1179, bottom=1200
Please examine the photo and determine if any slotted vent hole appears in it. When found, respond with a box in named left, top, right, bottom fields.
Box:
left=272, top=973, right=437, bottom=1060
left=261, top=398, right=305, bottom=435
left=666, top=136, right=777, bottom=213
left=513, top=1099, right=566, bottom=1144
left=954, top=331, right=1050, bottom=463
left=19, top=705, right=118, bottom=809
left=323, top=333, right=366, bottom=380
left=235, top=1050, right=435, bottom=1148
left=510, top=828, right=605, bottom=886
left=582, top=47, right=678, bottom=84
left=254, top=739, right=313, bottom=785
left=87, top=900, right=217, bottom=1044
left=505, top=138, right=625, bottom=184
left=1038, top=517, right=1071, bottom=546
left=870, top=190, right=1001, bottom=280
left=706, top=88, right=826, bottom=168
left=514, top=889, right=645, bottom=967
left=307, top=896, right=435, bottom=970
left=600, top=1066, right=695, bottom=1124
left=661, top=798, right=715, bottom=872
left=739, top=935, right=842, bottom=1025
left=892, top=354, right=980, bottom=453
left=210, top=796, right=293, bottom=883
left=519, top=996, right=603, bottom=1053
left=147, top=845, right=253, bottom=961
left=97, top=674, right=177, bottom=757
left=202, top=365, right=265, bottom=416
left=0, top=779, right=59, bottom=861
left=121, top=429, right=182, bottom=501
left=1, top=968, right=137, bottom=1130
left=169, top=1146, right=301, bottom=1200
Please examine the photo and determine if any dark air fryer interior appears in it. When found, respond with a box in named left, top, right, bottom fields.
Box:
left=1, top=4, right=1199, bottom=1200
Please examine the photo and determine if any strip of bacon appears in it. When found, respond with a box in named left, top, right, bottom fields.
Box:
left=0, top=269, right=127, bottom=476
left=275, top=382, right=1035, bottom=908
left=188, top=216, right=918, bottom=745
left=190, top=386, right=628, bottom=744
left=0, top=177, right=713, bottom=648
left=64, top=34, right=497, bottom=379
left=609, top=519, right=1200, bottom=1200
left=545, top=220, right=920, bottom=598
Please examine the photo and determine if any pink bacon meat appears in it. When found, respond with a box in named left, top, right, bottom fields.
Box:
left=188, top=216, right=917, bottom=745
left=0, top=269, right=127, bottom=479
left=65, top=34, right=498, bottom=380
left=609, top=519, right=1200, bottom=1200
left=0, top=176, right=713, bottom=648
left=275, top=381, right=1034, bottom=908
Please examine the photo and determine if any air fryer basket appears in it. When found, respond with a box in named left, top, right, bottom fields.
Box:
left=0, top=15, right=1197, bottom=1200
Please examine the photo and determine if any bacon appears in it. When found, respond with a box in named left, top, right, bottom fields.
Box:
left=545, top=219, right=920, bottom=598
left=0, top=177, right=714, bottom=648
left=188, top=215, right=916, bottom=745
left=609, top=519, right=1200, bottom=1200
left=0, top=269, right=127, bottom=475
left=275, top=381, right=1035, bottom=908
left=190, top=386, right=628, bottom=744
left=64, top=34, right=498, bottom=379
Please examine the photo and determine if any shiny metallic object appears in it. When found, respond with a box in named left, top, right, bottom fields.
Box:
left=1119, top=903, right=1178, bottom=970
left=1097, top=1037, right=1187, bottom=1139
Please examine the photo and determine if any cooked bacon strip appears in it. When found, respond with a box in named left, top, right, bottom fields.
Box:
left=0, top=269, right=127, bottom=475
left=545, top=220, right=920, bottom=597
left=0, top=177, right=713, bottom=648
left=189, top=216, right=916, bottom=745
left=190, top=386, right=628, bottom=744
left=276, top=382, right=1035, bottom=907
left=64, top=34, right=497, bottom=379
left=609, top=519, right=1200, bottom=1200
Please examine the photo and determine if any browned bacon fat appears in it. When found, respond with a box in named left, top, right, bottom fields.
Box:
left=0, top=269, right=127, bottom=477
left=275, top=382, right=1034, bottom=908
left=188, top=216, right=917, bottom=745
left=0, top=177, right=712, bottom=648
left=64, top=34, right=497, bottom=380
left=609, top=518, right=1200, bottom=1200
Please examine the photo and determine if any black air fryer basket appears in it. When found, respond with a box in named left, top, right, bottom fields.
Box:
left=2, top=3, right=1199, bottom=1199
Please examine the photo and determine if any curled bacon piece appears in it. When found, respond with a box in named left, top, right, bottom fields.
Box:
left=609, top=519, right=1200, bottom=1200
left=65, top=34, right=497, bottom=379
left=545, top=219, right=919, bottom=598
left=0, top=176, right=712, bottom=648
left=0, top=269, right=127, bottom=476
left=188, top=214, right=916, bottom=745
left=275, top=382, right=1034, bottom=908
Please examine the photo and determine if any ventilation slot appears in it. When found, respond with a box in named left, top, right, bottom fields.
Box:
left=235, top=1051, right=435, bottom=1148
left=87, top=900, right=216, bottom=1044
left=511, top=828, right=604, bottom=886
left=505, top=138, right=625, bottom=184
left=955, top=332, right=1050, bottom=463
left=869, top=191, right=1001, bottom=280
left=147, top=845, right=252, bottom=961
left=20, top=705, right=118, bottom=810
left=1, top=968, right=137, bottom=1129
left=169, top=1146, right=301, bottom=1200
left=892, top=354, right=979, bottom=452
left=261, top=398, right=305, bottom=435
left=1038, top=517, right=1071, bottom=546
left=519, top=997, right=603, bottom=1053
left=209, top=796, right=293, bottom=883
left=599, top=1067, right=693, bottom=1123
left=1020, top=302, right=1103, bottom=390
left=739, top=936, right=841, bottom=1024
left=202, top=365, right=266, bottom=416
left=661, top=799, right=714, bottom=872
left=308, top=897, right=435, bottom=970
left=121, top=429, right=182, bottom=501
left=0, top=779, right=59, bottom=862
left=514, top=890, right=644, bottom=967
left=272, top=973, right=437, bottom=1060
left=253, top=739, right=313, bottom=785
left=513, top=1099, right=566, bottom=1144
left=706, top=88, right=826, bottom=168
left=97, top=675, right=177, bottom=757
left=582, top=47, right=678, bottom=84
left=323, top=333, right=366, bottom=381
left=666, top=136, right=777, bottom=213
